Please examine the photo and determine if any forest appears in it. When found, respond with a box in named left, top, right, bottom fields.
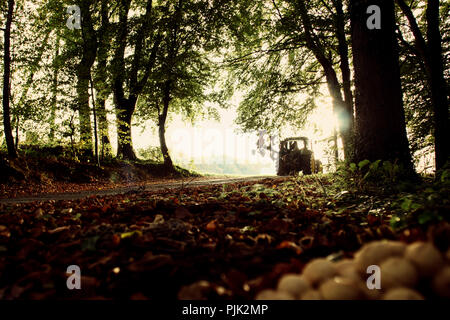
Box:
left=0, top=0, right=449, bottom=304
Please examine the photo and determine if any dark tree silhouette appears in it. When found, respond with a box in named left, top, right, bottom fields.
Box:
left=2, top=0, right=17, bottom=158
left=297, top=0, right=354, bottom=161
left=111, top=0, right=161, bottom=160
left=396, top=0, right=449, bottom=171
left=350, top=0, right=413, bottom=170
left=76, top=1, right=98, bottom=155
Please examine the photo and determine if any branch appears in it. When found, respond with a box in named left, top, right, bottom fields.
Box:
left=271, top=0, right=283, bottom=20
left=396, top=0, right=430, bottom=73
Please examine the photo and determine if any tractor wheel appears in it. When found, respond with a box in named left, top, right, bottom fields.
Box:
left=299, top=152, right=313, bottom=175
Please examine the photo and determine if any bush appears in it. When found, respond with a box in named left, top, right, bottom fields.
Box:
left=336, top=159, right=410, bottom=192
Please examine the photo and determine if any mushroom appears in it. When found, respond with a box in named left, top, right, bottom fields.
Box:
left=405, top=242, right=444, bottom=277
left=335, top=259, right=361, bottom=283
left=255, top=289, right=295, bottom=300
left=384, top=241, right=407, bottom=255
left=277, top=274, right=311, bottom=299
left=319, top=277, right=363, bottom=300
left=383, top=287, right=424, bottom=300
left=354, top=241, right=406, bottom=275
left=432, top=266, right=450, bottom=299
left=300, top=290, right=322, bottom=300
left=302, top=258, right=337, bottom=286
left=380, top=257, right=418, bottom=289
left=357, top=281, right=382, bottom=300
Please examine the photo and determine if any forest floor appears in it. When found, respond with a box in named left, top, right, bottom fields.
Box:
left=0, top=169, right=448, bottom=300
left=0, top=176, right=277, bottom=204
left=0, top=149, right=211, bottom=199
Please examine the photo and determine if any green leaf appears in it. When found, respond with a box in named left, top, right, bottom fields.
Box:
left=369, top=160, right=382, bottom=171
left=120, top=230, right=142, bottom=239
left=240, top=226, right=255, bottom=233
left=358, top=160, right=370, bottom=169
left=401, top=198, right=413, bottom=211
left=390, top=216, right=404, bottom=229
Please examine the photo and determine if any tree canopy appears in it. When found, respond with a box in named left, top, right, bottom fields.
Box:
left=1, top=0, right=448, bottom=172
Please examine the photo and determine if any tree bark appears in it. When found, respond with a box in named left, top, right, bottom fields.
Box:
left=350, top=0, right=413, bottom=170
left=426, top=0, right=449, bottom=171
left=49, top=34, right=60, bottom=142
left=2, top=0, right=17, bottom=158
left=158, top=81, right=174, bottom=171
left=333, top=0, right=355, bottom=160
left=76, top=1, right=98, bottom=154
left=90, top=77, right=100, bottom=166
left=116, top=96, right=137, bottom=160
left=96, top=1, right=112, bottom=157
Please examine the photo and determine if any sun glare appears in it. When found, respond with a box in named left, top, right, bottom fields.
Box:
left=130, top=93, right=339, bottom=175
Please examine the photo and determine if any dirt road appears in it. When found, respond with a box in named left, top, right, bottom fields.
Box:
left=0, top=176, right=281, bottom=204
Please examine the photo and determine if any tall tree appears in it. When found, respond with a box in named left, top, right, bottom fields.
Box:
left=350, top=0, right=413, bottom=169
left=138, top=0, right=222, bottom=171
left=2, top=0, right=17, bottom=158
left=94, top=1, right=112, bottom=158
left=76, top=0, right=98, bottom=154
left=296, top=0, right=354, bottom=161
left=230, top=0, right=354, bottom=161
left=396, top=0, right=449, bottom=171
left=111, top=0, right=162, bottom=160
left=49, top=34, right=60, bottom=142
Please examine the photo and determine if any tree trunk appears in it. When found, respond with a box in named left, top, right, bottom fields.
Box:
left=158, top=122, right=174, bottom=170
left=14, top=116, right=19, bottom=149
left=76, top=66, right=93, bottom=152
left=158, top=81, right=174, bottom=171
left=97, top=86, right=112, bottom=159
left=49, top=35, right=60, bottom=142
left=90, top=77, right=100, bottom=166
left=323, top=65, right=351, bottom=162
left=96, top=1, right=112, bottom=158
left=116, top=97, right=137, bottom=160
left=2, top=0, right=17, bottom=158
left=426, top=0, right=449, bottom=171
left=396, top=0, right=449, bottom=171
left=111, top=0, right=161, bottom=161
left=350, top=0, right=413, bottom=170
left=333, top=0, right=355, bottom=161
left=76, top=1, right=98, bottom=154
left=297, top=0, right=353, bottom=161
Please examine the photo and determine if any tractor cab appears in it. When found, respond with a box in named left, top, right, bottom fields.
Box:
left=277, top=137, right=321, bottom=175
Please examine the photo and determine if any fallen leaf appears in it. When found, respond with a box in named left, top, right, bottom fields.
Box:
left=206, top=220, right=217, bottom=232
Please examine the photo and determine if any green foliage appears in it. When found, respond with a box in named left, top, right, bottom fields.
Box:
left=397, top=0, right=450, bottom=156
left=137, top=146, right=164, bottom=162
left=137, top=0, right=224, bottom=122
left=2, top=0, right=447, bottom=176
left=337, top=159, right=407, bottom=191
left=439, top=168, right=450, bottom=184
left=225, top=0, right=329, bottom=134
left=390, top=177, right=449, bottom=229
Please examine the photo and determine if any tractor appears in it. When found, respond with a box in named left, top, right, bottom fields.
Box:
left=277, top=137, right=321, bottom=176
